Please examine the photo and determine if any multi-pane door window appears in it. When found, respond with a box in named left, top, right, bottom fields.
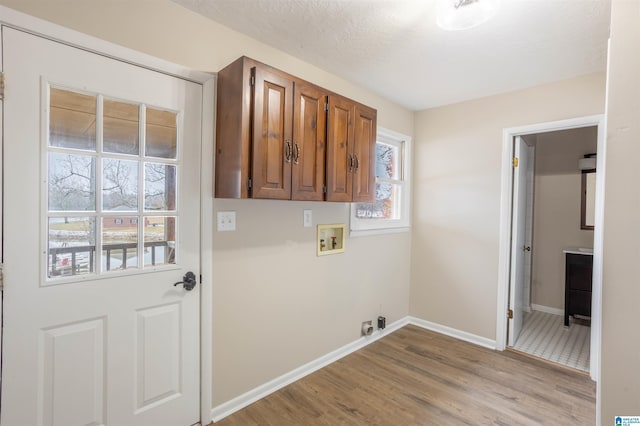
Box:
left=351, top=128, right=411, bottom=234
left=46, top=86, right=180, bottom=279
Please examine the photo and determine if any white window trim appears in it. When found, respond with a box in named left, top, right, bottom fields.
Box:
left=350, top=127, right=412, bottom=236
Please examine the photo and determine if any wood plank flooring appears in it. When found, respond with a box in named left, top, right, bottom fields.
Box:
left=212, top=325, right=596, bottom=425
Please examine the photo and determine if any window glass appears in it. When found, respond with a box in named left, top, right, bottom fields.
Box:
left=47, top=217, right=96, bottom=278
left=144, top=163, right=176, bottom=211
left=49, top=88, right=97, bottom=151
left=45, top=86, right=181, bottom=281
left=351, top=128, right=411, bottom=234
left=102, top=158, right=138, bottom=211
left=102, top=216, right=139, bottom=271
left=355, top=183, right=400, bottom=220
left=104, top=98, right=139, bottom=155
left=144, top=216, right=176, bottom=266
left=375, top=143, right=400, bottom=180
left=146, top=108, right=177, bottom=159
left=48, top=153, right=96, bottom=211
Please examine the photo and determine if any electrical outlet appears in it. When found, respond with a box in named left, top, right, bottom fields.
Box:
left=377, top=316, right=386, bottom=330
left=303, top=209, right=312, bottom=227
left=217, top=211, right=236, bottom=232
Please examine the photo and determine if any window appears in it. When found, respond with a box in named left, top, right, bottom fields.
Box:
left=350, top=127, right=411, bottom=235
left=46, top=86, right=180, bottom=280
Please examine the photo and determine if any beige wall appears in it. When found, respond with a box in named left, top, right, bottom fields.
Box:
left=6, top=1, right=636, bottom=422
left=601, top=0, right=640, bottom=421
left=411, top=73, right=606, bottom=340
left=0, top=0, right=414, bottom=408
left=531, top=127, right=596, bottom=310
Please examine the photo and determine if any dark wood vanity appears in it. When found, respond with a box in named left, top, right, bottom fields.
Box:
left=564, top=249, right=593, bottom=326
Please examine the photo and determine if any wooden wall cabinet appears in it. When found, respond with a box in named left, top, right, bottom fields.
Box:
left=215, top=56, right=376, bottom=203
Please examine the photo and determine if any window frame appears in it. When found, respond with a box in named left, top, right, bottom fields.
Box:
left=43, top=83, right=182, bottom=284
left=350, top=127, right=412, bottom=236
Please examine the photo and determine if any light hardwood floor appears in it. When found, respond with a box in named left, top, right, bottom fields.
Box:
left=212, top=325, right=596, bottom=425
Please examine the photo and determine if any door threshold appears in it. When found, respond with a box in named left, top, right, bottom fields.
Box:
left=506, top=347, right=590, bottom=376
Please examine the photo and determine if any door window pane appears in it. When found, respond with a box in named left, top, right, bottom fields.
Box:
left=104, top=99, right=139, bottom=155
left=144, top=163, right=176, bottom=211
left=48, top=217, right=96, bottom=277
left=46, top=87, right=181, bottom=281
left=146, top=108, right=177, bottom=159
left=144, top=216, right=176, bottom=266
left=102, top=159, right=138, bottom=211
left=49, top=88, right=97, bottom=151
left=48, top=153, right=96, bottom=211
left=102, top=217, right=138, bottom=271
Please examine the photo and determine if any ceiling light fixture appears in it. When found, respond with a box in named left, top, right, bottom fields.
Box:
left=436, top=0, right=501, bottom=31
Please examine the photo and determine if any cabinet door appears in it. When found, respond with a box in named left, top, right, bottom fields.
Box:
left=352, top=104, right=377, bottom=203
left=252, top=66, right=293, bottom=199
left=292, top=83, right=327, bottom=201
left=566, top=254, right=593, bottom=291
left=326, top=95, right=354, bottom=202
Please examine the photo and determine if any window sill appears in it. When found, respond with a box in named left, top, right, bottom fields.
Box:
left=350, top=226, right=410, bottom=238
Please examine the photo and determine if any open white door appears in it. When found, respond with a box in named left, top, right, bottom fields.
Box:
left=1, top=27, right=202, bottom=425
left=508, top=136, right=533, bottom=347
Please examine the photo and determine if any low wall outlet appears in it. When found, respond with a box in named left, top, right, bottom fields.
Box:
left=217, top=211, right=236, bottom=232
left=377, top=316, right=386, bottom=330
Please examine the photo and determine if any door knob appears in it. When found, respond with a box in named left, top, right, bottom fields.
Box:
left=174, top=271, right=197, bottom=291
left=523, top=246, right=531, bottom=252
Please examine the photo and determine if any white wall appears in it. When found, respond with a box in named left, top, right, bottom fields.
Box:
left=411, top=73, right=606, bottom=340
left=0, top=0, right=414, bottom=409
left=601, top=0, right=640, bottom=421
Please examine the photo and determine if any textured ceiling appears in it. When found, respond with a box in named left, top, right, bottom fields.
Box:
left=173, top=0, right=611, bottom=111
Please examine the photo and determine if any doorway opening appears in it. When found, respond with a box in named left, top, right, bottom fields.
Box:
left=496, top=115, right=605, bottom=382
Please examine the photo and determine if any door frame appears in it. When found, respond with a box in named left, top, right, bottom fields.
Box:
left=0, top=6, right=215, bottom=423
left=496, top=114, right=606, bottom=384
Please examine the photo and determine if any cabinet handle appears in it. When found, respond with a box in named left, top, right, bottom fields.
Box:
left=348, top=154, right=354, bottom=173
left=353, top=154, right=359, bottom=171
left=285, top=140, right=292, bottom=163
left=293, top=142, right=300, bottom=164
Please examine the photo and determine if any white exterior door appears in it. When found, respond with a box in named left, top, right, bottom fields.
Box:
left=508, top=136, right=532, bottom=347
left=1, top=27, right=202, bottom=426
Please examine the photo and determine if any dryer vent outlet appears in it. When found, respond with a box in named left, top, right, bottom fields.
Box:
left=361, top=321, right=373, bottom=336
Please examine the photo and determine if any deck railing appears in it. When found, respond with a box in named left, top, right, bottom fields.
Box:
left=49, top=241, right=172, bottom=276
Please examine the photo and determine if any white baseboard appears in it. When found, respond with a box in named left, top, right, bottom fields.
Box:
left=408, top=316, right=496, bottom=350
left=531, top=304, right=563, bottom=316
left=210, top=316, right=410, bottom=423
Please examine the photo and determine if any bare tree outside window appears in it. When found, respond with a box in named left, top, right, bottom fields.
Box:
left=356, top=143, right=398, bottom=219
left=103, top=158, right=138, bottom=211
left=144, top=163, right=176, bottom=210
left=48, top=153, right=96, bottom=212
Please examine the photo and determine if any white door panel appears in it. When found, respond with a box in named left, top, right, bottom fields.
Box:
left=2, top=27, right=201, bottom=426
left=508, top=136, right=532, bottom=347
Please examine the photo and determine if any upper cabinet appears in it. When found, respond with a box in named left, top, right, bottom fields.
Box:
left=215, top=56, right=376, bottom=203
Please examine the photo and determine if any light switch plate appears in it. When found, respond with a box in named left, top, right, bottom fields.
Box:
left=303, top=209, right=312, bottom=227
left=217, top=211, right=236, bottom=232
